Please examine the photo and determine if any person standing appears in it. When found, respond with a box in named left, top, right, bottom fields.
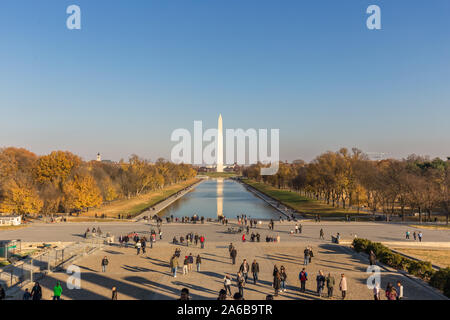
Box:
left=304, top=247, right=310, bottom=265
left=141, top=238, right=146, bottom=255
left=135, top=240, right=141, bottom=255
left=111, top=287, right=118, bottom=300
left=196, top=254, right=202, bottom=272
left=319, top=229, right=324, bottom=240
left=385, top=283, right=397, bottom=300
left=230, top=247, right=237, bottom=265
left=200, top=235, right=205, bottom=249
left=369, top=250, right=376, bottom=266
left=101, top=256, right=109, bottom=273
left=223, top=275, right=232, bottom=296
left=295, top=224, right=299, bottom=234
left=339, top=274, right=347, bottom=299
left=22, top=288, right=32, bottom=300
left=237, top=272, right=245, bottom=298
left=280, top=266, right=287, bottom=292
left=299, top=268, right=308, bottom=293
left=188, top=253, right=194, bottom=272
left=273, top=268, right=281, bottom=296
left=418, top=231, right=423, bottom=242
left=373, top=283, right=381, bottom=300
left=183, top=256, right=189, bottom=275
left=53, top=281, right=62, bottom=300
left=242, top=233, right=246, bottom=242
left=299, top=224, right=302, bottom=234
left=31, top=282, right=42, bottom=300
left=316, top=270, right=325, bottom=297
left=406, top=231, right=410, bottom=240
left=413, top=231, right=417, bottom=241
left=396, top=281, right=404, bottom=300
left=326, top=273, right=335, bottom=298
left=251, top=260, right=260, bottom=285
left=170, top=255, right=179, bottom=278
left=239, top=259, right=250, bottom=283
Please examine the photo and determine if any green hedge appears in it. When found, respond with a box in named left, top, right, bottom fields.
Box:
left=352, top=238, right=449, bottom=298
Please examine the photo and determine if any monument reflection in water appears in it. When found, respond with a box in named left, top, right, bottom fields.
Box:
left=160, top=179, right=279, bottom=220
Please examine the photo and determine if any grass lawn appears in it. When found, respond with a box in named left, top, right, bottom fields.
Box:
left=242, top=179, right=361, bottom=217
left=409, top=224, right=450, bottom=230
left=392, top=248, right=450, bottom=268
left=0, top=225, right=29, bottom=231
left=81, top=178, right=199, bottom=218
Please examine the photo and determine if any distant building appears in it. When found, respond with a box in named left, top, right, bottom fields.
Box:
left=97, top=153, right=102, bottom=162
left=0, top=215, right=22, bottom=226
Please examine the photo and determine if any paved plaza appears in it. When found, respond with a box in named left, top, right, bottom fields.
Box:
left=3, top=220, right=448, bottom=300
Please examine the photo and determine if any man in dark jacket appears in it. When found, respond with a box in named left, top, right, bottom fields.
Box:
left=251, top=260, right=260, bottom=284
left=239, top=259, right=250, bottom=283
left=230, top=248, right=237, bottom=265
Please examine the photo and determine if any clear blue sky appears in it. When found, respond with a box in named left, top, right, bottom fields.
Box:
left=1, top=0, right=449, bottom=162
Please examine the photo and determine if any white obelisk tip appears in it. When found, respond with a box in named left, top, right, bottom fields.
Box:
left=217, top=114, right=224, bottom=172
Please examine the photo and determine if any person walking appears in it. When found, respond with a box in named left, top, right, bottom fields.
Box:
left=339, top=274, right=347, bottom=299
left=295, top=224, right=299, bottom=234
left=239, top=259, right=250, bottom=283
left=101, top=256, right=109, bottom=272
left=170, top=255, right=179, bottom=277
left=316, top=270, right=325, bottom=297
left=223, top=275, right=232, bottom=296
left=237, top=272, right=245, bottom=298
left=326, top=273, right=335, bottom=298
left=418, top=231, right=423, bottom=242
left=406, top=230, right=410, bottom=240
left=196, top=254, right=202, bottom=272
left=396, top=281, right=404, bottom=300
left=319, top=229, right=324, bottom=240
left=413, top=231, right=417, bottom=241
left=141, top=238, right=146, bottom=255
left=31, top=282, right=42, bottom=300
left=53, top=281, right=63, bottom=300
left=280, top=266, right=287, bottom=292
left=230, top=247, right=237, bottom=265
left=251, top=260, right=260, bottom=285
left=242, top=233, right=246, bottom=242
left=299, top=268, right=308, bottom=293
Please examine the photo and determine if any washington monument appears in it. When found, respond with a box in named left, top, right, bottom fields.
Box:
left=217, top=114, right=224, bottom=172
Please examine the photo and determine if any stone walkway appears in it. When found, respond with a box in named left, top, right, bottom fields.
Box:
left=21, top=239, right=446, bottom=300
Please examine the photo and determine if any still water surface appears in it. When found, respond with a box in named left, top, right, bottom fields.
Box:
left=160, top=179, right=280, bottom=220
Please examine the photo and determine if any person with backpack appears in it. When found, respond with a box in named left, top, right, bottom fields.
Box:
left=251, top=259, right=260, bottom=284
left=304, top=247, right=310, bottom=265
left=53, top=281, right=63, bottom=300
left=299, top=268, right=308, bottom=292
left=101, top=256, right=109, bottom=272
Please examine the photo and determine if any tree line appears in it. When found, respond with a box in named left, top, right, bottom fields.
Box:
left=0, top=147, right=197, bottom=215
left=243, top=148, right=450, bottom=223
